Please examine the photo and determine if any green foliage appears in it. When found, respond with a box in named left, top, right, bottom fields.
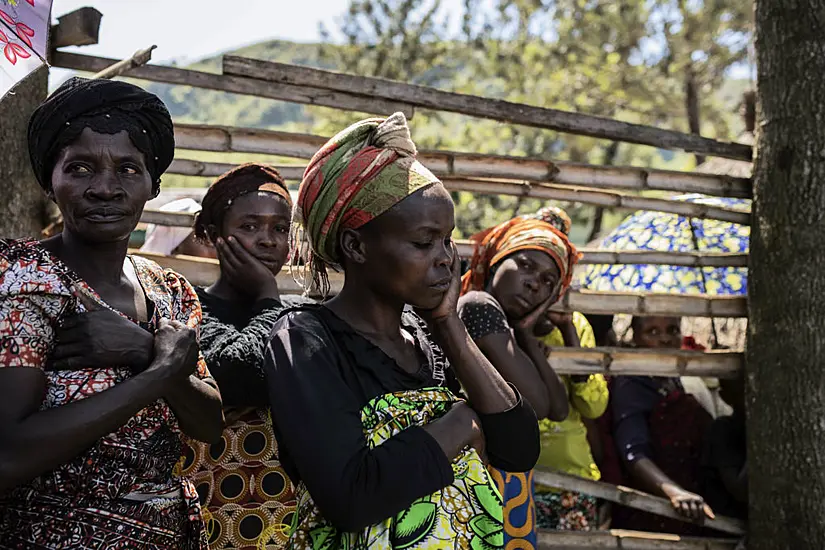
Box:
left=131, top=2, right=753, bottom=242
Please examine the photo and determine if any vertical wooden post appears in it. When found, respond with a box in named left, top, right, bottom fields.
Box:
left=0, top=67, right=49, bottom=238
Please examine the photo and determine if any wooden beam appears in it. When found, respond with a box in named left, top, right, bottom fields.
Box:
left=173, top=123, right=752, bottom=198
left=132, top=239, right=747, bottom=317
left=50, top=7, right=102, bottom=48
left=51, top=52, right=414, bottom=118
left=132, top=250, right=344, bottom=294
left=533, top=469, right=746, bottom=536
left=222, top=56, right=753, bottom=162
left=537, top=530, right=741, bottom=550
left=167, top=159, right=306, bottom=180
left=555, top=289, right=746, bottom=318
left=441, top=179, right=750, bottom=225
left=92, top=46, right=156, bottom=80
left=165, top=159, right=750, bottom=225
left=141, top=210, right=748, bottom=268
left=549, top=347, right=742, bottom=379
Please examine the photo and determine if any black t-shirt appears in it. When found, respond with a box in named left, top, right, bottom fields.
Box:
left=457, top=290, right=511, bottom=341
left=700, top=413, right=747, bottom=519
left=263, top=303, right=539, bottom=531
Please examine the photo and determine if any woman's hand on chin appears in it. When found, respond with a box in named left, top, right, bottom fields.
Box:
left=416, top=241, right=461, bottom=328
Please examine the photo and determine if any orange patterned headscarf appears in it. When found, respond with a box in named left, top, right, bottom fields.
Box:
left=460, top=217, right=581, bottom=296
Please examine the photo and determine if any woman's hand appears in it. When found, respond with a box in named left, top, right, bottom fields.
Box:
left=662, top=483, right=715, bottom=521
left=513, top=294, right=557, bottom=343
left=48, top=285, right=153, bottom=372
left=145, top=319, right=200, bottom=382
left=417, top=241, right=461, bottom=326
left=216, top=236, right=281, bottom=302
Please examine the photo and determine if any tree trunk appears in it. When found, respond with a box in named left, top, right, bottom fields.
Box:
left=749, top=2, right=825, bottom=549
left=684, top=65, right=705, bottom=165
left=0, top=67, right=49, bottom=239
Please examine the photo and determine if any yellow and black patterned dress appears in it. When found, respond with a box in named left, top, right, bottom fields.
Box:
left=182, top=291, right=309, bottom=550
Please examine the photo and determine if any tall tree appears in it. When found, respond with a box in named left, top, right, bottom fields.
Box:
left=748, top=1, right=825, bottom=549
left=0, top=68, right=48, bottom=239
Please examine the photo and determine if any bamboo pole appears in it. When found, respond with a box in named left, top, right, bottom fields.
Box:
left=533, top=469, right=746, bottom=536
left=141, top=209, right=747, bottom=267
left=164, top=159, right=750, bottom=224
left=140, top=209, right=748, bottom=267
left=537, top=530, right=741, bottom=550
left=441, top=179, right=750, bottom=225
left=222, top=56, right=752, bottom=161
left=548, top=347, right=742, bottom=379
left=133, top=240, right=747, bottom=317
left=132, top=250, right=345, bottom=294
left=172, top=123, right=752, bottom=199
left=51, top=52, right=414, bottom=118
left=92, top=45, right=156, bottom=80
left=554, top=289, right=747, bottom=318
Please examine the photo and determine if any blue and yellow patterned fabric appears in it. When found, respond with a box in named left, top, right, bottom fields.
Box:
left=578, top=194, right=750, bottom=295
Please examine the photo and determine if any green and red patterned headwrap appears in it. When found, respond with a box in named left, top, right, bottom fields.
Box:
left=292, top=112, right=440, bottom=294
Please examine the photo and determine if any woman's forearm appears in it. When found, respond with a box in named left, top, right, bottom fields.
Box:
left=628, top=457, right=683, bottom=498
left=431, top=314, right=516, bottom=414
left=516, top=332, right=569, bottom=421
left=164, top=375, right=224, bottom=443
left=0, top=367, right=169, bottom=492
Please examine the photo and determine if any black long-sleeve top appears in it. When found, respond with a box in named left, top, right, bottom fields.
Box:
left=196, top=288, right=310, bottom=406
left=263, top=304, right=540, bottom=533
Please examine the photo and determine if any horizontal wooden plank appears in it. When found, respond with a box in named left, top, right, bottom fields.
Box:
left=165, top=159, right=750, bottom=224
left=533, top=469, right=746, bottom=536
left=132, top=241, right=747, bottom=317
left=51, top=52, right=414, bottom=118
left=555, top=290, right=747, bottom=318
left=173, top=123, right=752, bottom=198
left=131, top=250, right=344, bottom=295
left=537, top=530, right=741, bottom=550
left=548, top=347, right=742, bottom=379
left=141, top=210, right=747, bottom=268
left=223, top=56, right=752, bottom=161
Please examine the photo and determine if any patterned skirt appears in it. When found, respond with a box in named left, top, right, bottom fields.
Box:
left=488, top=469, right=537, bottom=550
left=183, top=407, right=296, bottom=550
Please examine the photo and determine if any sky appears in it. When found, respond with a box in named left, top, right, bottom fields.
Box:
left=50, top=0, right=464, bottom=64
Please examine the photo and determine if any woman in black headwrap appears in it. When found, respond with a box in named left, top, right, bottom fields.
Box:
left=0, top=77, right=223, bottom=549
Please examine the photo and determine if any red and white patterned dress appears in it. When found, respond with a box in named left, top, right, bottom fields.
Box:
left=0, top=239, right=211, bottom=550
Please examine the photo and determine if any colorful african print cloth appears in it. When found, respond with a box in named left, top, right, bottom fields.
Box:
left=0, top=239, right=210, bottom=550
left=287, top=388, right=504, bottom=550
left=461, top=217, right=580, bottom=296
left=488, top=469, right=536, bottom=550
left=578, top=195, right=749, bottom=295
left=183, top=407, right=295, bottom=550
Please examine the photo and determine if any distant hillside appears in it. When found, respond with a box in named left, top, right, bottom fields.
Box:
left=146, top=40, right=332, bottom=129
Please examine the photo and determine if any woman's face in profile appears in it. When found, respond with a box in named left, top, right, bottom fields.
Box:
left=50, top=128, right=153, bottom=244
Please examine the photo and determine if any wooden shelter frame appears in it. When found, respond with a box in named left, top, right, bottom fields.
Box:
left=52, top=51, right=752, bottom=548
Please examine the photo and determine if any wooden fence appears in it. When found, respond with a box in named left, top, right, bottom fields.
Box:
left=172, top=123, right=752, bottom=199
left=59, top=49, right=753, bottom=547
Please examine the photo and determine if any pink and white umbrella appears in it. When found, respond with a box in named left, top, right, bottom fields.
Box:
left=0, top=0, right=53, bottom=100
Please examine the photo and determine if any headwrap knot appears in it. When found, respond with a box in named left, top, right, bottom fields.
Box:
left=460, top=216, right=581, bottom=298
left=291, top=112, right=438, bottom=295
